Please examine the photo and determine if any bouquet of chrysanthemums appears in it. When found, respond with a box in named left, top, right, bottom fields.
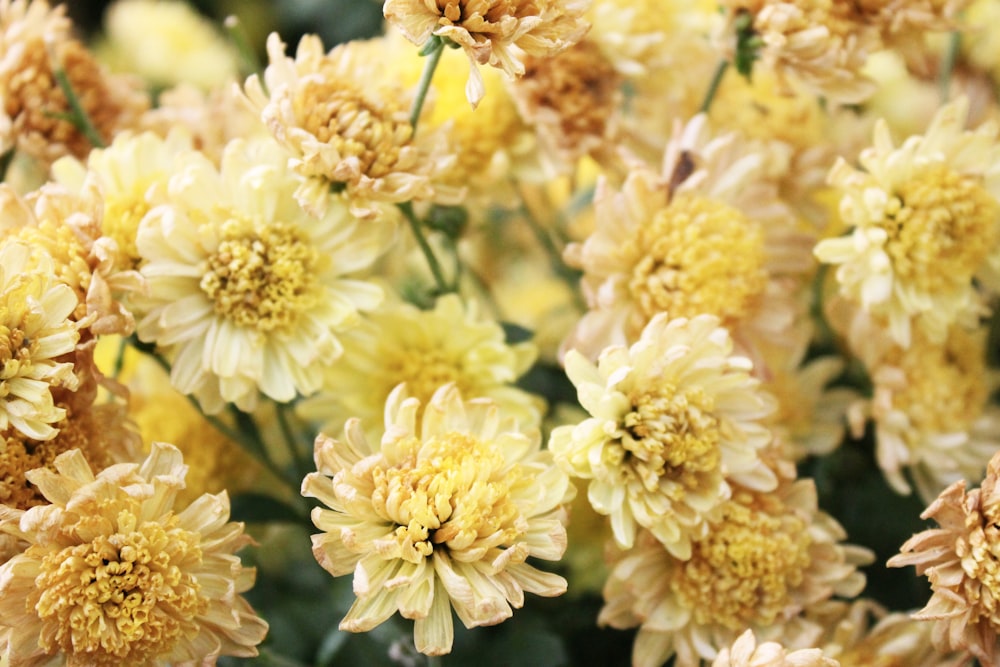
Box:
left=3, top=0, right=1000, bottom=664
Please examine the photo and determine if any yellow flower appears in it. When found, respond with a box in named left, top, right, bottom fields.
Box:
left=0, top=241, right=79, bottom=441
left=509, top=38, right=623, bottom=173
left=98, top=0, right=239, bottom=90
left=52, top=130, right=195, bottom=271
left=814, top=97, right=1000, bottom=347
left=241, top=33, right=461, bottom=218
left=712, top=629, right=838, bottom=667
left=0, top=442, right=268, bottom=665
left=296, top=294, right=542, bottom=443
left=600, top=481, right=871, bottom=667
left=888, top=449, right=1000, bottom=664
left=134, top=137, right=396, bottom=414
left=869, top=325, right=1000, bottom=500
left=550, top=313, right=778, bottom=555
left=563, top=114, right=804, bottom=360
left=0, top=0, right=148, bottom=163
left=716, top=0, right=880, bottom=103
left=383, top=0, right=590, bottom=107
left=302, top=384, right=572, bottom=656
left=0, top=182, right=145, bottom=338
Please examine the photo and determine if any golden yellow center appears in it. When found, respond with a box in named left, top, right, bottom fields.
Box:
left=961, top=502, right=1000, bottom=633
left=0, top=404, right=116, bottom=510
left=0, top=322, right=35, bottom=398
left=671, top=493, right=812, bottom=630
left=33, top=510, right=207, bottom=665
left=384, top=349, right=466, bottom=409
left=887, top=328, right=989, bottom=437
left=370, top=432, right=525, bottom=563
left=104, top=188, right=153, bottom=267
left=199, top=221, right=319, bottom=333
left=612, top=386, right=721, bottom=495
left=627, top=193, right=767, bottom=327
left=295, top=78, right=412, bottom=181
left=881, top=164, right=999, bottom=296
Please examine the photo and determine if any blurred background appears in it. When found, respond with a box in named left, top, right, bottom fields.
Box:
left=66, top=0, right=385, bottom=52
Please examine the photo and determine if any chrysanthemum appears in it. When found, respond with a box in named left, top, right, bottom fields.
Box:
left=99, top=0, right=239, bottom=90
left=134, top=137, right=396, bottom=414
left=0, top=0, right=148, bottom=163
left=0, top=182, right=144, bottom=337
left=888, top=449, right=1000, bottom=664
left=563, top=114, right=804, bottom=360
left=296, top=294, right=542, bottom=442
left=509, top=38, right=623, bottom=173
left=712, top=629, right=838, bottom=667
left=0, top=442, right=268, bottom=665
left=241, top=32, right=461, bottom=218
left=0, top=241, right=79, bottom=441
left=814, top=97, right=1000, bottom=347
left=302, top=384, right=572, bottom=656
left=715, top=0, right=880, bottom=104
left=869, top=325, right=1000, bottom=500
left=549, top=313, right=778, bottom=555
left=599, top=480, right=871, bottom=667
left=52, top=130, right=195, bottom=271
left=383, top=0, right=590, bottom=107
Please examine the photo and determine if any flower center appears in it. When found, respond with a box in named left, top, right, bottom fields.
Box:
left=881, top=163, right=999, bottom=296
left=614, top=386, right=721, bottom=494
left=370, top=432, right=525, bottom=563
left=887, top=328, right=988, bottom=436
left=199, top=220, right=319, bottom=334
left=103, top=187, right=152, bottom=268
left=626, top=193, right=767, bottom=327
left=0, top=323, right=35, bottom=396
left=385, top=349, right=466, bottom=408
left=295, top=78, right=413, bottom=181
left=671, top=493, right=812, bottom=630
left=519, top=40, right=621, bottom=151
left=435, top=0, right=531, bottom=27
left=0, top=404, right=115, bottom=509
left=32, top=510, right=207, bottom=665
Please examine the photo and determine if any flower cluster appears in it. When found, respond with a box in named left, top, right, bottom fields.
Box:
left=0, top=0, right=999, bottom=664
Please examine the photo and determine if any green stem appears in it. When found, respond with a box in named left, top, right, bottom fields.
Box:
left=517, top=198, right=585, bottom=310
left=409, top=36, right=446, bottom=132
left=399, top=201, right=453, bottom=295
left=224, top=14, right=263, bottom=77
left=276, top=401, right=310, bottom=483
left=125, top=335, right=300, bottom=495
left=938, top=31, right=960, bottom=103
left=0, top=148, right=13, bottom=182
left=426, top=656, right=443, bottom=667
left=699, top=59, right=730, bottom=114
left=112, top=335, right=129, bottom=380
left=48, top=45, right=106, bottom=149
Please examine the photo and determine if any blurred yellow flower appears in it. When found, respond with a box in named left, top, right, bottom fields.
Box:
left=0, top=442, right=268, bottom=665
left=99, top=0, right=239, bottom=90
left=550, top=313, right=778, bottom=555
left=297, top=294, right=542, bottom=443
left=712, top=629, right=838, bottom=667
left=302, top=384, right=572, bottom=655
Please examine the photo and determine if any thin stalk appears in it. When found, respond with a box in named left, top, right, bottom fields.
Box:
left=938, top=31, right=960, bottom=103
left=699, top=59, right=730, bottom=114
left=276, top=401, right=310, bottom=484
left=224, top=14, right=263, bottom=77
left=0, top=148, right=13, bottom=182
left=127, top=336, right=299, bottom=495
left=48, top=44, right=106, bottom=149
left=399, top=201, right=452, bottom=294
left=518, top=199, right=585, bottom=310
left=409, top=37, right=446, bottom=132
